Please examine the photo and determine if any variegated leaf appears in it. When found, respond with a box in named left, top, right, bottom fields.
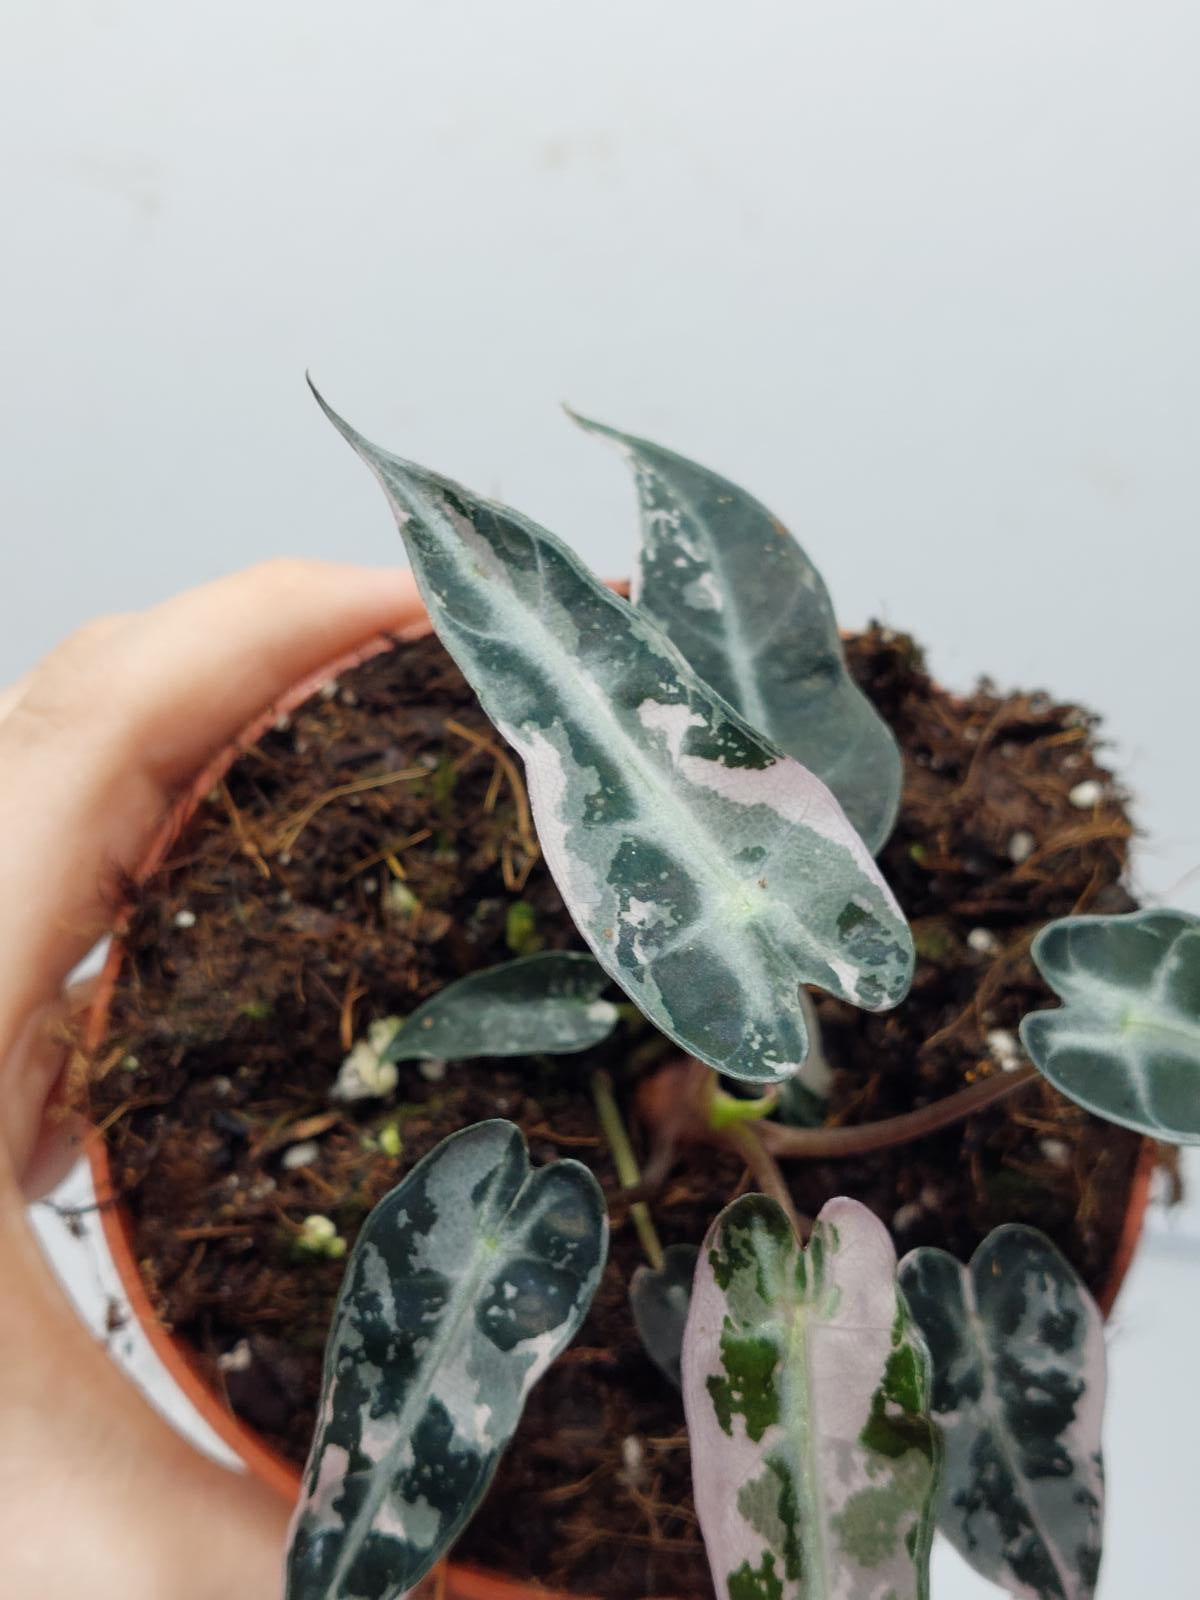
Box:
left=1020, top=907, right=1200, bottom=1143
left=384, top=952, right=618, bottom=1063
left=630, top=1242, right=699, bottom=1387
left=285, top=1120, right=607, bottom=1600
left=898, top=1227, right=1105, bottom=1600
left=683, top=1195, right=940, bottom=1600
left=573, top=414, right=901, bottom=852
left=313, top=388, right=913, bottom=1084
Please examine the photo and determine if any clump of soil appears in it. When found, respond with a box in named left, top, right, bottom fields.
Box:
left=85, top=627, right=1147, bottom=1600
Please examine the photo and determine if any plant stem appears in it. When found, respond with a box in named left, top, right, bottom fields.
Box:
left=727, top=1121, right=807, bottom=1242
left=759, top=1062, right=1040, bottom=1160
left=708, top=1087, right=779, bottom=1130
left=591, top=1070, right=665, bottom=1271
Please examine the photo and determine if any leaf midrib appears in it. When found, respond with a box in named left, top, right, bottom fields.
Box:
left=1118, top=1010, right=1200, bottom=1053
left=781, top=1282, right=830, bottom=1600
left=444, top=542, right=756, bottom=905
left=641, top=470, right=775, bottom=736
left=1058, top=946, right=1200, bottom=1059
left=1040, top=988, right=1199, bottom=1135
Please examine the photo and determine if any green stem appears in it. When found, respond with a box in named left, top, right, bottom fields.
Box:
left=591, top=1070, right=665, bottom=1271
left=708, top=1087, right=779, bottom=1131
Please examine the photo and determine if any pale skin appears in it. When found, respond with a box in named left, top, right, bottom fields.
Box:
left=0, top=561, right=424, bottom=1600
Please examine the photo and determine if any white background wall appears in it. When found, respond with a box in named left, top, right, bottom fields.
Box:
left=3, top=4, right=1198, bottom=1596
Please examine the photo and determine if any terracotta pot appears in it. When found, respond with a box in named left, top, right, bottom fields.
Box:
left=82, top=604, right=1156, bottom=1600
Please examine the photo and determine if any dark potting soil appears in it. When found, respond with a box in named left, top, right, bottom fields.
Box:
left=85, top=627, right=1149, bottom=1600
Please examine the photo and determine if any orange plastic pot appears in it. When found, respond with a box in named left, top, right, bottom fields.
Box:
left=82, top=599, right=1155, bottom=1600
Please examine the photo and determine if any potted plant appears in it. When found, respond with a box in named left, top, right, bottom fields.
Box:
left=81, top=391, right=1189, bottom=1600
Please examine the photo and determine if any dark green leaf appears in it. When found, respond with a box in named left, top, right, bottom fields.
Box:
left=630, top=1243, right=698, bottom=1387
left=573, top=414, right=901, bottom=851
left=1021, top=908, right=1200, bottom=1143
left=286, top=1120, right=608, bottom=1600
left=899, top=1226, right=1105, bottom=1600
left=385, top=952, right=618, bottom=1063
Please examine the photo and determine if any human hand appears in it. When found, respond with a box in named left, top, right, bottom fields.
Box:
left=0, top=561, right=423, bottom=1600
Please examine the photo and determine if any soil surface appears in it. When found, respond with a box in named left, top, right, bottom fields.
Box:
left=85, top=626, right=1147, bottom=1600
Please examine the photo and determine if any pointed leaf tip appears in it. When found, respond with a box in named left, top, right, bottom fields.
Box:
left=563, top=405, right=614, bottom=437
left=582, top=418, right=903, bottom=851
left=306, top=378, right=370, bottom=453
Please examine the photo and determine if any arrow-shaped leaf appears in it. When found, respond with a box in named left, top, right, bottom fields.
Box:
left=683, top=1195, right=940, bottom=1600
left=1020, top=907, right=1200, bottom=1143
left=573, top=415, right=902, bottom=853
left=384, top=952, right=618, bottom=1063
left=313, top=388, right=913, bottom=1084
left=630, top=1242, right=698, bottom=1387
left=285, top=1120, right=608, bottom=1600
left=898, top=1227, right=1106, bottom=1600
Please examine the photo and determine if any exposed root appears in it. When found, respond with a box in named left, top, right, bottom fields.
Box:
left=271, top=765, right=426, bottom=856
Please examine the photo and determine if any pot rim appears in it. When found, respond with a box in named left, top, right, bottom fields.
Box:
left=81, top=604, right=1156, bottom=1600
